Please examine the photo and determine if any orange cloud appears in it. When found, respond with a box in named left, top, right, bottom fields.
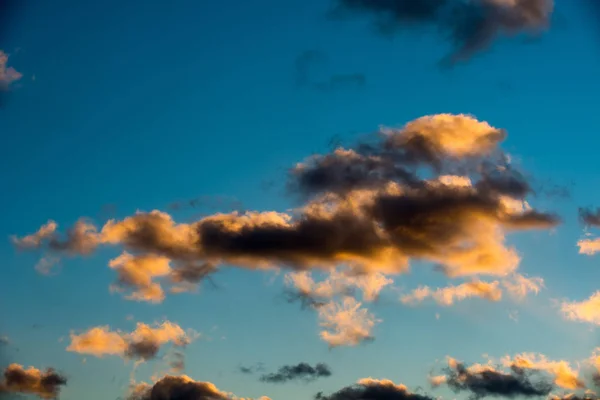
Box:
left=318, top=297, right=379, bottom=348
left=390, top=114, right=505, bottom=158
left=401, top=280, right=502, bottom=306
left=0, top=51, right=22, bottom=89
left=502, top=274, right=544, bottom=300
left=11, top=220, right=57, bottom=250
left=13, top=114, right=559, bottom=300
left=109, top=252, right=172, bottom=303
left=0, top=364, right=67, bottom=399
left=67, top=321, right=198, bottom=362
left=501, top=353, right=584, bottom=390
left=561, top=292, right=600, bottom=325
left=578, top=237, right=600, bottom=256
left=401, top=273, right=543, bottom=307
left=284, top=268, right=393, bottom=304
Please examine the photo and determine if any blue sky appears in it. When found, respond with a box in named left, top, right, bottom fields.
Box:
left=2, top=1, right=600, bottom=400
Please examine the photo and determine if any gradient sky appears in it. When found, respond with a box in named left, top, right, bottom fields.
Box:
left=2, top=1, right=600, bottom=400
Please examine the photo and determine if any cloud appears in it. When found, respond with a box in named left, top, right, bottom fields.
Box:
left=0, top=50, right=22, bottom=90
left=579, top=208, right=600, bottom=227
left=550, top=395, right=600, bottom=400
left=500, top=353, right=584, bottom=390
left=578, top=237, right=600, bottom=256
left=577, top=208, right=600, bottom=255
left=14, top=115, right=558, bottom=279
left=67, top=321, right=198, bottom=362
left=109, top=252, right=172, bottom=303
left=11, top=220, right=58, bottom=250
left=127, top=375, right=269, bottom=400
left=284, top=268, right=393, bottom=308
left=561, top=292, right=600, bottom=325
left=288, top=114, right=557, bottom=276
left=318, top=297, right=379, bottom=347
left=0, top=363, right=67, bottom=399
left=316, top=377, right=435, bottom=400
left=169, top=351, right=186, bottom=374
left=401, top=280, right=503, bottom=306
left=502, top=273, right=544, bottom=300
left=238, top=363, right=265, bottom=374
left=330, top=0, right=554, bottom=63
left=401, top=273, right=542, bottom=306
left=435, top=357, right=554, bottom=398
left=11, top=114, right=559, bottom=346
left=259, top=362, right=332, bottom=383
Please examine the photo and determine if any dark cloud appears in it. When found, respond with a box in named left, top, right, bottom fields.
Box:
left=0, top=364, right=67, bottom=399
left=289, top=117, right=509, bottom=198
left=126, top=338, right=161, bottom=361
left=170, top=263, right=217, bottom=286
left=128, top=375, right=232, bottom=400
left=439, top=360, right=553, bottom=399
left=238, top=362, right=265, bottom=374
left=579, top=207, right=600, bottom=227
left=316, top=378, right=435, bottom=400
left=260, top=362, right=332, bottom=383
left=283, top=288, right=328, bottom=310
left=331, top=0, right=553, bottom=63
left=169, top=351, right=185, bottom=374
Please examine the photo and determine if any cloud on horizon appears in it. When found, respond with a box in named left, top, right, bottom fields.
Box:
left=127, top=375, right=271, bottom=400
left=316, top=378, right=435, bottom=400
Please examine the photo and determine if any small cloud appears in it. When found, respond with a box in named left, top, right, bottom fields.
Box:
left=260, top=362, right=332, bottom=383
left=66, top=320, right=199, bottom=363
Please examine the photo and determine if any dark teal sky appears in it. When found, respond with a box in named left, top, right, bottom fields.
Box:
left=2, top=1, right=600, bottom=400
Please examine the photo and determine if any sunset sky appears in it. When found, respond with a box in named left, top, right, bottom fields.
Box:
left=2, top=1, right=600, bottom=400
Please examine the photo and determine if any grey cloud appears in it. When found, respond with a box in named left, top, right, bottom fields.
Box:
left=260, top=362, right=332, bottom=383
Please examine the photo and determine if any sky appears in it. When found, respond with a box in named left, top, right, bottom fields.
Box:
left=2, top=0, right=600, bottom=399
